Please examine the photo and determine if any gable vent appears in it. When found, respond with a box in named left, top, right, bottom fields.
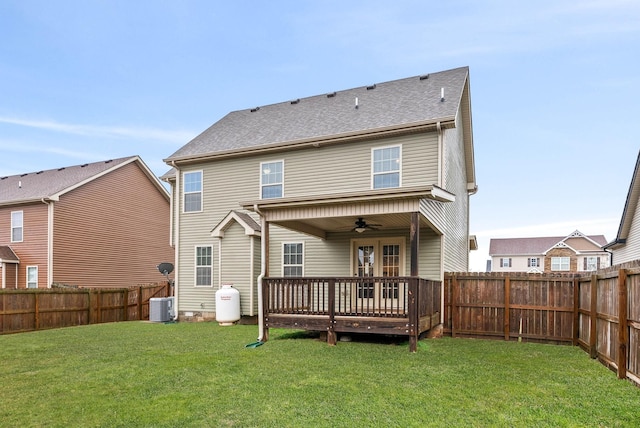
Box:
left=250, top=107, right=260, bottom=112
left=290, top=99, right=300, bottom=105
left=326, top=92, right=336, bottom=98
left=366, top=84, right=376, bottom=90
left=419, top=74, right=429, bottom=80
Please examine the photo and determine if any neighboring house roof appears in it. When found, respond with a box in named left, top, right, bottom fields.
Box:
left=489, top=231, right=608, bottom=256
left=0, top=246, right=19, bottom=263
left=605, top=150, right=640, bottom=250
left=0, top=156, right=168, bottom=206
left=164, top=66, right=474, bottom=186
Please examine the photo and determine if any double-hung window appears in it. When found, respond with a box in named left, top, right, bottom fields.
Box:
left=551, top=257, right=570, bottom=271
left=283, top=243, right=304, bottom=276
left=500, top=258, right=512, bottom=268
left=27, top=266, right=38, bottom=288
left=261, top=161, right=283, bottom=199
left=372, top=145, right=401, bottom=189
left=195, top=246, right=212, bottom=286
left=183, top=171, right=203, bottom=212
left=11, top=211, right=23, bottom=242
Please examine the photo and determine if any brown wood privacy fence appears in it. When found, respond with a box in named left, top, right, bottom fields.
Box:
left=0, top=282, right=170, bottom=335
left=444, top=260, right=640, bottom=385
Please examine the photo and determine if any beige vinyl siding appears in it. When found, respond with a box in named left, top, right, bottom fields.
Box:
left=53, top=162, right=174, bottom=288
left=283, top=133, right=439, bottom=197
left=613, top=204, right=640, bottom=264
left=440, top=106, right=471, bottom=272
left=175, top=132, right=442, bottom=312
left=218, top=222, right=256, bottom=315
left=0, top=204, right=48, bottom=288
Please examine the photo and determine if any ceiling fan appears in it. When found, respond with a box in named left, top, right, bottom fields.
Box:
left=352, top=217, right=381, bottom=233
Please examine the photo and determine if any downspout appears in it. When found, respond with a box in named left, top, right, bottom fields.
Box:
left=436, top=121, right=443, bottom=188
left=436, top=122, right=445, bottom=322
left=170, top=161, right=180, bottom=315
left=254, top=203, right=266, bottom=342
left=41, top=198, right=54, bottom=288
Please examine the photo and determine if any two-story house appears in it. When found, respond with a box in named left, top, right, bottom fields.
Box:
left=604, top=150, right=640, bottom=265
left=163, top=67, right=476, bottom=350
left=0, top=156, right=174, bottom=289
left=489, top=230, right=609, bottom=273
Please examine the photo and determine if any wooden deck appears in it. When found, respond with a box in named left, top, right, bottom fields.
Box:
left=262, top=277, right=441, bottom=352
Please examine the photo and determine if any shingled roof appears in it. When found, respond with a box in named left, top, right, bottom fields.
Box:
left=165, top=66, right=471, bottom=163
left=0, top=156, right=165, bottom=206
left=489, top=232, right=608, bottom=256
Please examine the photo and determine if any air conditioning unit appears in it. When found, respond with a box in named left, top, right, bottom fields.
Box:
left=150, top=297, right=173, bottom=322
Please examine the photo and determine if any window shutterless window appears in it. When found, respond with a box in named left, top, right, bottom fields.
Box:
left=183, top=171, right=203, bottom=212
left=283, top=243, right=304, bottom=276
left=195, top=246, right=212, bottom=286
left=27, top=266, right=38, bottom=289
left=551, top=257, right=570, bottom=271
left=11, top=211, right=23, bottom=242
left=372, top=145, right=401, bottom=189
left=261, top=161, right=283, bottom=199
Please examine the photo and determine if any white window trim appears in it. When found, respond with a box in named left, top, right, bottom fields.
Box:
left=260, top=160, right=285, bottom=199
left=282, top=242, right=304, bottom=276
left=183, top=170, right=203, bottom=213
left=194, top=245, right=213, bottom=287
left=551, top=256, right=570, bottom=271
left=26, top=265, right=38, bottom=289
left=11, top=210, right=23, bottom=243
left=371, top=144, right=402, bottom=189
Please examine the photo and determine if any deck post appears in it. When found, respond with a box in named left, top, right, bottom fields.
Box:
left=261, top=220, right=270, bottom=342
left=327, top=279, right=336, bottom=346
left=408, top=277, right=419, bottom=352
left=410, top=212, right=420, bottom=277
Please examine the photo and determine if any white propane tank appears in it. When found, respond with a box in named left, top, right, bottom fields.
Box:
left=215, top=284, right=241, bottom=326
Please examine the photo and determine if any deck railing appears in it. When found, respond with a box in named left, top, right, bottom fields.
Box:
left=262, top=276, right=441, bottom=351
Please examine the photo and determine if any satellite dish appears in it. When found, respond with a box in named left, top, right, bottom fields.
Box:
left=157, top=262, right=174, bottom=276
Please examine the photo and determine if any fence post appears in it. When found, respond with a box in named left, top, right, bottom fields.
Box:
left=590, top=274, right=598, bottom=359
left=138, top=286, right=143, bottom=320
left=123, top=288, right=129, bottom=322
left=451, top=274, right=458, bottom=338
left=34, top=292, right=40, bottom=331
left=573, top=277, right=580, bottom=346
left=504, top=275, right=511, bottom=341
left=96, top=289, right=102, bottom=324
left=618, top=269, right=628, bottom=380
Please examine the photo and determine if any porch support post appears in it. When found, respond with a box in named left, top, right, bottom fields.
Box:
left=410, top=212, right=420, bottom=277
left=261, top=219, right=270, bottom=342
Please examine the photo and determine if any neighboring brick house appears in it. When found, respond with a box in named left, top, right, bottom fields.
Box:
left=605, top=150, right=640, bottom=265
left=0, top=156, right=174, bottom=289
left=489, top=230, right=610, bottom=273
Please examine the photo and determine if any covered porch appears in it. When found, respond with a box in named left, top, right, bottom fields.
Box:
left=242, top=185, right=452, bottom=352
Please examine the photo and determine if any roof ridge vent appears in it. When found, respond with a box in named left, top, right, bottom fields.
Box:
left=290, top=99, right=300, bottom=105
left=326, top=92, right=336, bottom=98
left=36, top=171, right=43, bottom=174
left=20, top=173, right=28, bottom=177
left=105, top=159, right=113, bottom=164
left=58, top=167, right=66, bottom=171
left=419, top=74, right=429, bottom=80
left=250, top=107, right=260, bottom=112
left=80, top=163, right=88, bottom=167
left=366, top=84, right=376, bottom=90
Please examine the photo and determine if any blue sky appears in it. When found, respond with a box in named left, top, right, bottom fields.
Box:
left=1, top=1, right=638, bottom=270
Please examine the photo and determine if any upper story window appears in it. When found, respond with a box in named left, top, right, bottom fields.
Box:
left=551, top=256, right=570, bottom=271
left=584, top=256, right=600, bottom=271
left=528, top=257, right=540, bottom=268
left=261, top=161, right=283, bottom=199
left=183, top=171, right=202, bottom=212
left=500, top=258, right=512, bottom=268
left=283, top=243, right=304, bottom=276
left=372, top=145, right=401, bottom=189
left=11, top=211, right=23, bottom=242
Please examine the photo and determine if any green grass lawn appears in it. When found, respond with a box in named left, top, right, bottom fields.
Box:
left=1, top=322, right=639, bottom=427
